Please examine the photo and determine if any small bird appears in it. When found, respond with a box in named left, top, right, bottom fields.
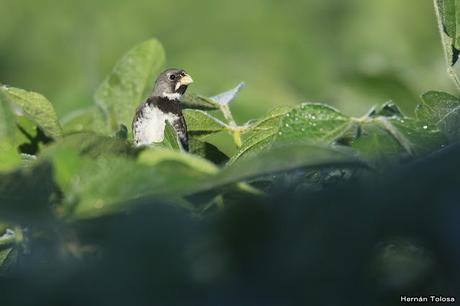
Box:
left=132, top=68, right=193, bottom=150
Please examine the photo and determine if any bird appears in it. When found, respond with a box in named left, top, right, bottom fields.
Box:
left=132, top=68, right=193, bottom=151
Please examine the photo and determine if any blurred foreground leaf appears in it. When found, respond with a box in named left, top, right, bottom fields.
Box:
left=0, top=140, right=21, bottom=173
left=0, top=162, right=56, bottom=222
left=60, top=107, right=107, bottom=135
left=0, top=91, right=16, bottom=142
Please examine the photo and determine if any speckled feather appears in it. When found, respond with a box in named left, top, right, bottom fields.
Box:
left=132, top=96, right=188, bottom=150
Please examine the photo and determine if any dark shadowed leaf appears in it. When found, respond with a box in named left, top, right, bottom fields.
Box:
left=0, top=162, right=56, bottom=222
left=188, top=138, right=229, bottom=164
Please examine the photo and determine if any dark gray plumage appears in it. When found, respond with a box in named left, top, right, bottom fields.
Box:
left=132, top=68, right=193, bottom=151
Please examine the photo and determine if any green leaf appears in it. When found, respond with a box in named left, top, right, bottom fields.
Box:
left=94, top=39, right=165, bottom=133
left=42, top=132, right=135, bottom=159
left=0, top=86, right=62, bottom=138
left=0, top=228, right=17, bottom=270
left=351, top=123, right=404, bottom=168
left=417, top=91, right=460, bottom=141
left=0, top=162, right=56, bottom=222
left=231, top=103, right=352, bottom=163
left=0, top=140, right=21, bottom=173
left=433, top=0, right=460, bottom=85
left=0, top=90, right=16, bottom=142
left=351, top=112, right=447, bottom=167
left=188, top=138, right=229, bottom=164
left=182, top=83, right=245, bottom=110
left=183, top=109, right=228, bottom=139
left=65, top=151, right=217, bottom=219
left=220, top=143, right=367, bottom=186
left=162, top=122, right=180, bottom=151
left=181, top=93, right=220, bottom=110
left=60, top=106, right=108, bottom=135
left=138, top=148, right=219, bottom=174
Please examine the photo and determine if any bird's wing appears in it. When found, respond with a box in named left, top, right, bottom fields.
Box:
left=169, top=113, right=189, bottom=152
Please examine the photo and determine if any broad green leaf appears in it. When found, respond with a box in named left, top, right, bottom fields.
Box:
left=219, top=143, right=367, bottom=186
left=0, top=90, right=16, bottom=142
left=61, top=106, right=108, bottom=135
left=182, top=83, right=245, bottom=110
left=94, top=39, right=165, bottom=133
left=0, top=227, right=21, bottom=270
left=188, top=138, right=229, bottom=164
left=66, top=154, right=215, bottom=219
left=162, top=122, right=180, bottom=151
left=0, top=140, right=21, bottom=173
left=42, top=132, right=135, bottom=159
left=138, top=148, right=219, bottom=174
left=275, top=103, right=352, bottom=143
left=63, top=143, right=368, bottom=219
left=0, top=162, right=56, bottom=222
left=433, top=0, right=460, bottom=75
left=231, top=103, right=352, bottom=163
left=0, top=86, right=62, bottom=138
left=246, top=106, right=291, bottom=131
left=387, top=117, right=446, bottom=155
left=0, top=247, right=14, bottom=269
left=351, top=123, right=403, bottom=168
left=184, top=109, right=228, bottom=139
left=416, top=91, right=460, bottom=141
left=182, top=93, right=220, bottom=110
left=352, top=114, right=447, bottom=167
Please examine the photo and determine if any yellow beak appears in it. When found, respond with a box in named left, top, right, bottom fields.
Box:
left=175, top=74, right=193, bottom=90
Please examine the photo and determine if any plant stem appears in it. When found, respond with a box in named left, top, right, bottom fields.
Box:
left=220, top=104, right=242, bottom=147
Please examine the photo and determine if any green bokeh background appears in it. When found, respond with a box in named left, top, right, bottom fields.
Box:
left=0, top=0, right=454, bottom=123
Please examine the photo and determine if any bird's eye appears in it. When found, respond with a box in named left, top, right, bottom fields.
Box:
left=169, top=74, right=176, bottom=81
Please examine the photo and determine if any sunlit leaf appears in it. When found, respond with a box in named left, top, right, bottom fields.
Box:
left=61, top=106, right=108, bottom=135
left=0, top=140, right=21, bottom=173
left=94, top=39, right=165, bottom=134
left=0, top=86, right=62, bottom=138
left=417, top=91, right=460, bottom=141
left=184, top=109, right=228, bottom=139
left=0, top=91, right=16, bottom=142
left=231, top=103, right=352, bottom=163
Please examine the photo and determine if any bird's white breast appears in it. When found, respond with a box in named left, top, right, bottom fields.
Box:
left=133, top=104, right=179, bottom=147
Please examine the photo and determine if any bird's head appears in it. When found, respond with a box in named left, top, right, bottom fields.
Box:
left=152, top=68, right=193, bottom=100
